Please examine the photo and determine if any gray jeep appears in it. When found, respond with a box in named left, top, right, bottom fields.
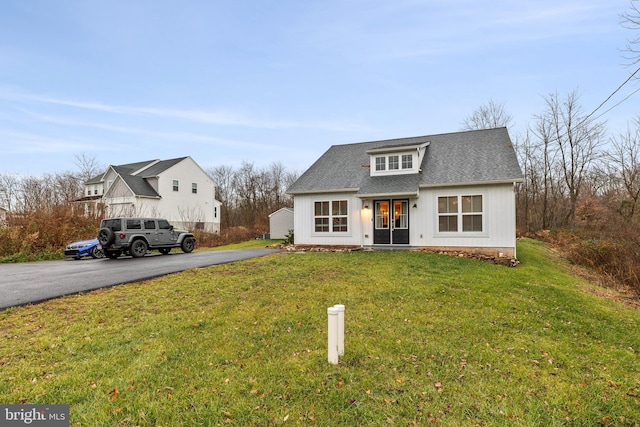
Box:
left=97, top=217, right=196, bottom=259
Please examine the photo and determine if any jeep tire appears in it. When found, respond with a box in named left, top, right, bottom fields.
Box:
left=130, top=239, right=148, bottom=258
left=181, top=237, right=195, bottom=253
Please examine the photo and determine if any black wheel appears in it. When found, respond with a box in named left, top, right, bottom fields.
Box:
left=181, top=237, right=195, bottom=253
left=105, top=250, right=121, bottom=259
left=98, top=228, right=115, bottom=246
left=130, top=239, right=148, bottom=258
left=159, top=248, right=171, bottom=255
left=91, top=246, right=105, bottom=259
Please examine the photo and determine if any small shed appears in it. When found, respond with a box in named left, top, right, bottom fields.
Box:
left=269, top=207, right=294, bottom=239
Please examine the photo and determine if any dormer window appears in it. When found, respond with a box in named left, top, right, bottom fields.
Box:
left=402, top=154, right=412, bottom=169
left=370, top=153, right=417, bottom=175
left=389, top=156, right=399, bottom=170
left=367, top=142, right=429, bottom=177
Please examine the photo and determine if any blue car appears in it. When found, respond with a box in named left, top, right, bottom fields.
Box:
left=64, top=238, right=105, bottom=260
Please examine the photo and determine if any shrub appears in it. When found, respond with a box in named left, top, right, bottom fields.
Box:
left=0, top=208, right=102, bottom=262
left=284, top=229, right=294, bottom=245
left=568, top=238, right=640, bottom=293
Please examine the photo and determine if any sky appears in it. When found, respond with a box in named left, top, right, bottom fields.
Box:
left=0, top=0, right=638, bottom=177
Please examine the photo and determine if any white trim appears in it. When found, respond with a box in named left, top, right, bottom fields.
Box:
left=420, top=179, right=524, bottom=188
left=311, top=198, right=352, bottom=237
left=370, top=151, right=419, bottom=176
left=433, top=192, right=488, bottom=238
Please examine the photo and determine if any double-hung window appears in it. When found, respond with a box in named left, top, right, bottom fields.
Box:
left=173, top=180, right=179, bottom=192
left=375, top=157, right=386, bottom=171
left=402, top=154, right=413, bottom=169
left=461, top=195, right=483, bottom=232
left=438, top=196, right=458, bottom=232
left=314, top=200, right=348, bottom=233
left=438, top=195, right=483, bottom=233
left=388, top=155, right=399, bottom=170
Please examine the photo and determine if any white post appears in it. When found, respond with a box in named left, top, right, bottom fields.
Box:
left=334, top=304, right=345, bottom=356
left=327, top=306, right=339, bottom=364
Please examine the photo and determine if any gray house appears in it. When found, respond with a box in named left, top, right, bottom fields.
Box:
left=287, top=128, right=523, bottom=257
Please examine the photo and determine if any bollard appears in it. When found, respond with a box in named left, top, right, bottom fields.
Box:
left=334, top=304, right=345, bottom=356
left=327, top=306, right=339, bottom=364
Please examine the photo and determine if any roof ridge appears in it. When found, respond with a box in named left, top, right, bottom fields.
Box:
left=329, top=127, right=507, bottom=148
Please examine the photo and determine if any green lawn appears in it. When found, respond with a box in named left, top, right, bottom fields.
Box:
left=207, top=239, right=283, bottom=250
left=1, top=239, right=639, bottom=426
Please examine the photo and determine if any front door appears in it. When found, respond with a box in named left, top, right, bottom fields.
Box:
left=374, top=199, right=409, bottom=245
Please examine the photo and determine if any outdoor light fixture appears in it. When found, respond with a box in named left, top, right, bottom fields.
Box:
left=413, top=203, right=417, bottom=208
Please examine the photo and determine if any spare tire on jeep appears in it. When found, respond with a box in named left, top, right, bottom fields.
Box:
left=98, top=228, right=115, bottom=246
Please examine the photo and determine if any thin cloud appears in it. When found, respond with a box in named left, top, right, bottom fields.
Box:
left=13, top=108, right=284, bottom=151
left=299, top=0, right=613, bottom=61
left=0, top=90, right=373, bottom=132
left=0, top=130, right=88, bottom=153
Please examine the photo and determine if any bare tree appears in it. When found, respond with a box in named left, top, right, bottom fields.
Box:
left=74, top=153, right=104, bottom=183
left=207, top=162, right=298, bottom=231
left=605, top=117, right=640, bottom=220
left=53, top=171, right=83, bottom=204
left=461, top=99, right=513, bottom=131
left=208, top=164, right=235, bottom=229
left=621, top=0, right=640, bottom=66
left=529, top=111, right=566, bottom=229
left=539, top=90, right=606, bottom=227
left=0, top=173, right=20, bottom=211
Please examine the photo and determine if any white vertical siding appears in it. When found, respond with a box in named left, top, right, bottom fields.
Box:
left=292, top=183, right=517, bottom=256
left=269, top=208, right=294, bottom=239
left=413, top=183, right=517, bottom=256
left=293, top=193, right=364, bottom=246
left=155, top=157, right=220, bottom=233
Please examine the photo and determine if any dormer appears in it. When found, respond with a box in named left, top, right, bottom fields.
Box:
left=367, top=142, right=429, bottom=177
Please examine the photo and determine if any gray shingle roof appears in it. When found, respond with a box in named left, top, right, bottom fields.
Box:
left=92, top=157, right=190, bottom=197
left=120, top=174, right=160, bottom=198
left=139, top=157, right=187, bottom=177
left=287, top=128, right=523, bottom=196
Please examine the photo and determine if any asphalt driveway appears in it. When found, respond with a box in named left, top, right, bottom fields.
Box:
left=0, top=249, right=281, bottom=310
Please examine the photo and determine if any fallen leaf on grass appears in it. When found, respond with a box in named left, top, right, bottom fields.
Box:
left=108, top=388, right=119, bottom=401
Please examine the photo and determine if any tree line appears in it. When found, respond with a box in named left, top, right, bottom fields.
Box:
left=0, top=157, right=298, bottom=233
left=2, top=91, right=640, bottom=287
left=0, top=92, right=638, bottom=236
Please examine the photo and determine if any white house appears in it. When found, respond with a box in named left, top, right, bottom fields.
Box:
left=269, top=207, right=294, bottom=239
left=286, top=128, right=524, bottom=257
left=77, top=157, right=221, bottom=233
